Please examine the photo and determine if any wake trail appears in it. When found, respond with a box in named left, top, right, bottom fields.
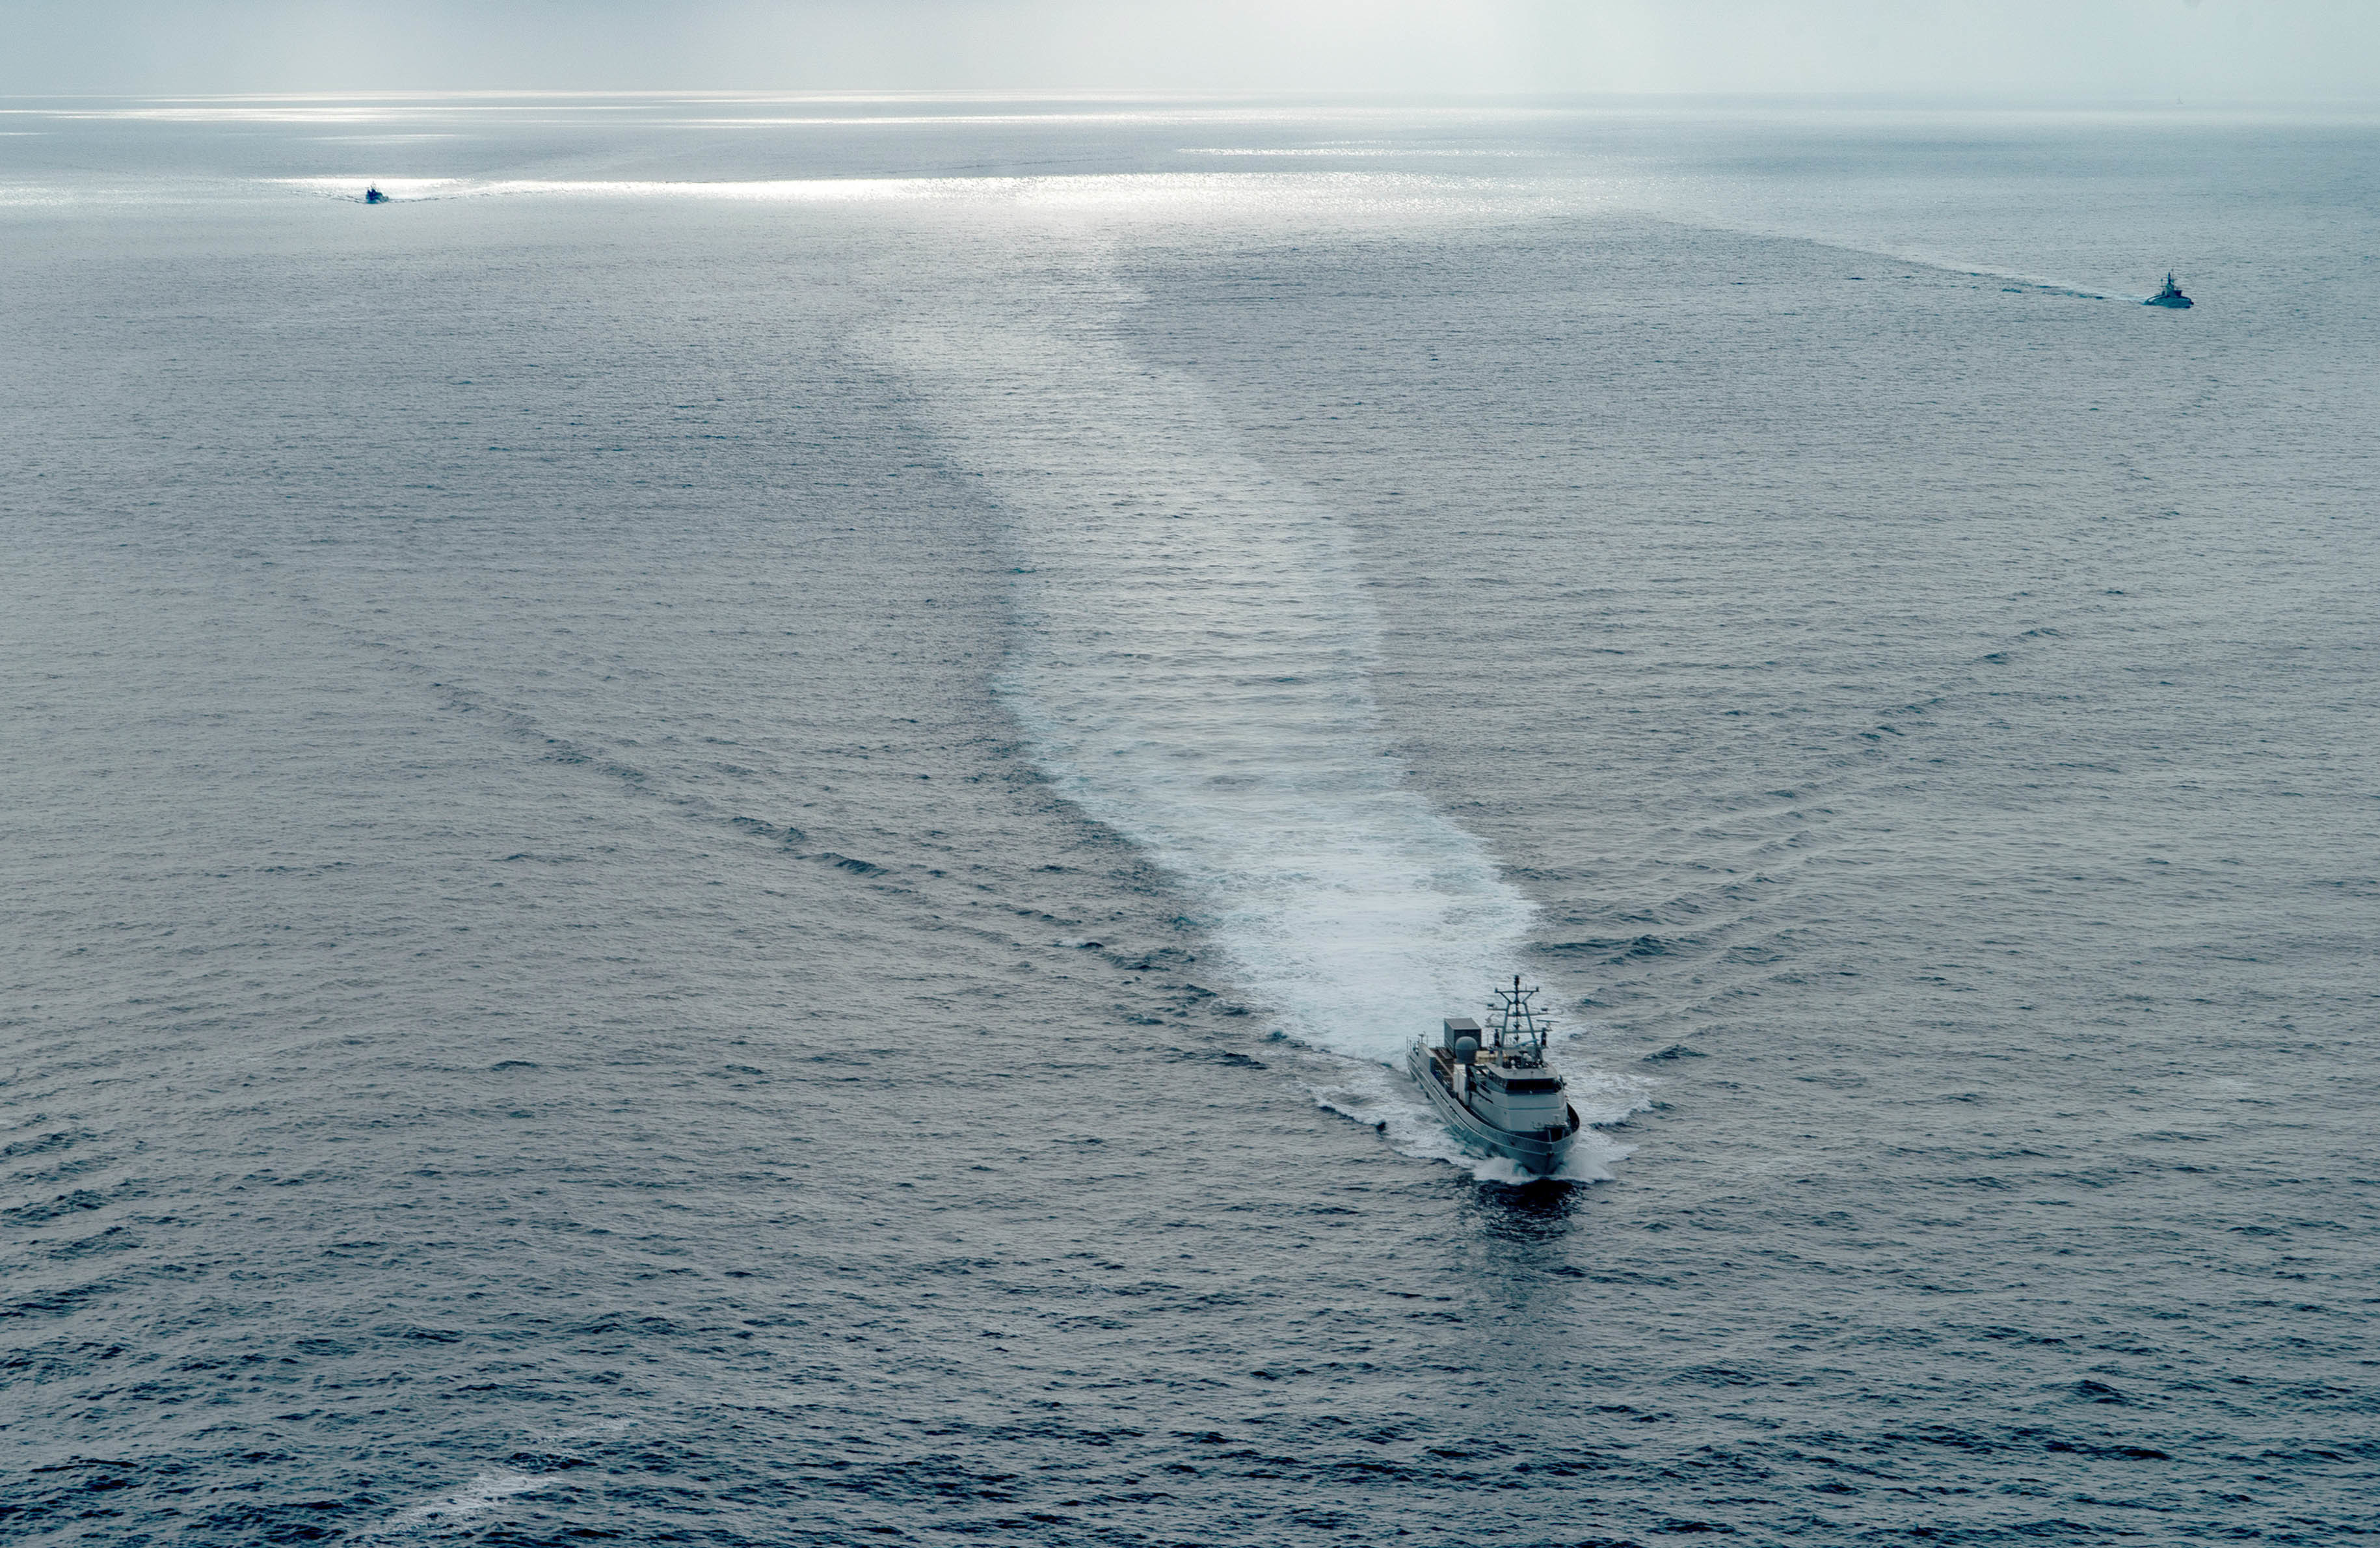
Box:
left=1644, top=205, right=2143, bottom=301
left=881, top=260, right=1530, bottom=1063
left=874, top=239, right=1636, bottom=1174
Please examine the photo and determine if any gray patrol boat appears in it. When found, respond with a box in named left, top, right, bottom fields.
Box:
left=1407, top=976, right=1581, bottom=1175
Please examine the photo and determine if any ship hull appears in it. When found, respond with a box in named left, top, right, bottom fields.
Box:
left=1406, top=1042, right=1578, bottom=1176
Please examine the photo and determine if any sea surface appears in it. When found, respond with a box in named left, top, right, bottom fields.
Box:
left=3, top=94, right=2376, bottom=1545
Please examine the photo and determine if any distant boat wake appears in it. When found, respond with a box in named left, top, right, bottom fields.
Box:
left=279, top=172, right=2162, bottom=305
left=1635, top=197, right=2149, bottom=300
left=872, top=245, right=1636, bottom=1175
left=1880, top=251, right=2133, bottom=302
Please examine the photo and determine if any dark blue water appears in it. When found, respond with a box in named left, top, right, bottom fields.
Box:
left=3, top=97, right=2375, bottom=1545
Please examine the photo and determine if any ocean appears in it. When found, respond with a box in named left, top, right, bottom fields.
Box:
left=3, top=94, right=2375, bottom=1545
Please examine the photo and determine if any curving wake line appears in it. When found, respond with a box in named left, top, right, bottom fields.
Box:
left=879, top=263, right=1535, bottom=1069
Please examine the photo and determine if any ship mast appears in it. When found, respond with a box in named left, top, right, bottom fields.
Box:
left=1487, top=974, right=1553, bottom=1061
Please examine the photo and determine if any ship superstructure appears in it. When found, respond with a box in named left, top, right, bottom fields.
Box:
left=1406, top=976, right=1581, bottom=1175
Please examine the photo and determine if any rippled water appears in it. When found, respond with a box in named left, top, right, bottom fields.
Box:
left=4, top=97, right=2376, bottom=1545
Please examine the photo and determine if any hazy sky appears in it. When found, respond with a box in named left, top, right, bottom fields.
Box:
left=3, top=1, right=2375, bottom=99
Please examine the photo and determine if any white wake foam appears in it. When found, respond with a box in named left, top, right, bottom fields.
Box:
left=370, top=1469, right=545, bottom=1538
left=884, top=267, right=1534, bottom=1067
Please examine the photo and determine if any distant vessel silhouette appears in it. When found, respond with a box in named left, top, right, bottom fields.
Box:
left=2144, top=272, right=2192, bottom=308
left=364, top=184, right=389, bottom=205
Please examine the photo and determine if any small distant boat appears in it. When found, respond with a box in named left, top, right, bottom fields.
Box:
left=2144, top=272, right=2192, bottom=308
left=364, top=184, right=389, bottom=205
left=1407, top=976, right=1581, bottom=1177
